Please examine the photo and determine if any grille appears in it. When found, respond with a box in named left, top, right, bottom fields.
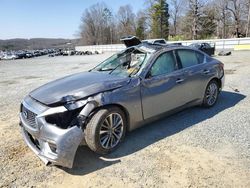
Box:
left=21, top=104, right=37, bottom=129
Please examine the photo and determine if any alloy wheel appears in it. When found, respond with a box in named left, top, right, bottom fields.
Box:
left=206, top=82, right=218, bottom=106
left=99, top=113, right=124, bottom=149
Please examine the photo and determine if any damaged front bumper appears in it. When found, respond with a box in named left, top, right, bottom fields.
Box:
left=19, top=96, right=84, bottom=168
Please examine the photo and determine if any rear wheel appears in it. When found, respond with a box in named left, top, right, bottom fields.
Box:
left=85, top=106, right=126, bottom=154
left=202, top=80, right=219, bottom=107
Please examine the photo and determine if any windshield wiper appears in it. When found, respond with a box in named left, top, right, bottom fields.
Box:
left=109, top=61, right=129, bottom=74
left=98, top=68, right=114, bottom=71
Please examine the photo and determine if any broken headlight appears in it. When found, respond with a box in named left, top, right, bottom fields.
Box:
left=45, top=95, right=89, bottom=129
left=62, top=95, right=87, bottom=110
left=45, top=109, right=81, bottom=129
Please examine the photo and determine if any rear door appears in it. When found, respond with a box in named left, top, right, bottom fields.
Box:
left=175, top=49, right=208, bottom=102
left=140, top=50, right=186, bottom=119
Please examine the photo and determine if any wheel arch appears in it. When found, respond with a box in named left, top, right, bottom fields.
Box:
left=209, top=77, right=222, bottom=90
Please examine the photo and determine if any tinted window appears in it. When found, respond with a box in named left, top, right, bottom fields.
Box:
left=177, top=49, right=200, bottom=68
left=150, top=51, right=176, bottom=77
left=196, top=51, right=205, bottom=64
left=203, top=43, right=211, bottom=48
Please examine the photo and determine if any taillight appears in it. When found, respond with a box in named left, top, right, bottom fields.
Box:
left=219, top=62, right=224, bottom=69
left=219, top=62, right=224, bottom=76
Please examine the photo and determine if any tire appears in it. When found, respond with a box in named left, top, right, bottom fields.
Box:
left=202, top=80, right=219, bottom=107
left=85, top=106, right=127, bottom=154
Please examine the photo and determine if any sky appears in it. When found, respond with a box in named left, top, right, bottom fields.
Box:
left=0, top=0, right=146, bottom=39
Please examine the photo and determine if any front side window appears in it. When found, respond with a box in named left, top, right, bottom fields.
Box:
left=177, top=49, right=204, bottom=68
left=150, top=51, right=176, bottom=77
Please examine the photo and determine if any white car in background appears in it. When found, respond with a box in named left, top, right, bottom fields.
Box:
left=0, top=53, right=3, bottom=60
left=2, top=53, right=17, bottom=60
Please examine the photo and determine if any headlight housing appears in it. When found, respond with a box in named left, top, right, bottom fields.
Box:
left=44, top=96, right=88, bottom=129
left=45, top=108, right=82, bottom=129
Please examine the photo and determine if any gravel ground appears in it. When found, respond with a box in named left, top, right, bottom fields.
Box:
left=0, top=51, right=250, bottom=187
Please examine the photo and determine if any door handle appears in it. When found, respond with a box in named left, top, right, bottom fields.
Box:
left=203, top=69, right=210, bottom=74
left=176, top=78, right=184, bottom=83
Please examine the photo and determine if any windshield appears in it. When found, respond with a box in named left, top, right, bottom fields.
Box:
left=91, top=48, right=149, bottom=77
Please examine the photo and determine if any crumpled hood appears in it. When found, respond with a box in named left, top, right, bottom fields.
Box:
left=29, top=72, right=130, bottom=106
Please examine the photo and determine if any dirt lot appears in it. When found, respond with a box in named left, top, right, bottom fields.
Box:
left=0, top=51, right=250, bottom=187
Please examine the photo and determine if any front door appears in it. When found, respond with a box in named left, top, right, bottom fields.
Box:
left=140, top=51, right=186, bottom=119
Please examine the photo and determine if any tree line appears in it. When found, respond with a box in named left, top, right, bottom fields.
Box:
left=79, top=0, right=250, bottom=45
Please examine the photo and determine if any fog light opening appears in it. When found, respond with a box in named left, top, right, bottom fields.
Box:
left=48, top=143, right=57, bottom=154
left=28, top=132, right=40, bottom=150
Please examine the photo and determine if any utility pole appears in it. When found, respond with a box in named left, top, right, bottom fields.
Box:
left=246, top=0, right=250, bottom=37
left=190, top=0, right=198, bottom=40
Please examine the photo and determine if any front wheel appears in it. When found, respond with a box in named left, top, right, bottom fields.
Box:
left=202, top=80, right=219, bottom=107
left=85, top=106, right=126, bottom=154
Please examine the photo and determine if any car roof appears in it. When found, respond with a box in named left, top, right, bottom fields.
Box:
left=129, top=43, right=207, bottom=58
left=142, top=38, right=166, bottom=42
left=136, top=42, right=186, bottom=51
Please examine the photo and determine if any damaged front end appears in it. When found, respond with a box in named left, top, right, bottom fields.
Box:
left=19, top=94, right=101, bottom=168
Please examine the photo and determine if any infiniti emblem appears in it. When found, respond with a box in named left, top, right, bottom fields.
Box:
left=23, top=111, right=28, bottom=119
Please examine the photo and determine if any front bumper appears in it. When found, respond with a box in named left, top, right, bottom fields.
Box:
left=20, top=96, right=84, bottom=168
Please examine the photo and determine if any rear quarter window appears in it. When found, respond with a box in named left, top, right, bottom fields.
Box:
left=177, top=49, right=205, bottom=68
left=196, top=51, right=205, bottom=64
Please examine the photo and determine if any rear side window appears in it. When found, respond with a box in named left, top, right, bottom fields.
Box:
left=196, top=51, right=205, bottom=64
left=150, top=51, right=176, bottom=77
left=177, top=49, right=204, bottom=68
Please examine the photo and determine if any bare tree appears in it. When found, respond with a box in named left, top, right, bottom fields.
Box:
left=220, top=0, right=229, bottom=38
left=169, top=0, right=186, bottom=36
left=78, top=0, right=250, bottom=45
left=189, top=0, right=199, bottom=39
left=214, top=0, right=230, bottom=38
left=116, top=5, right=136, bottom=38
left=226, top=0, right=245, bottom=37
left=79, top=3, right=112, bottom=45
left=246, top=0, right=250, bottom=36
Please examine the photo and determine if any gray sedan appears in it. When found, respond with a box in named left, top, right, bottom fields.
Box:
left=19, top=41, right=224, bottom=168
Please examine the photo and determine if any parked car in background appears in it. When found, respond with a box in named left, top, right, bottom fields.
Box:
left=25, top=52, right=34, bottom=58
left=33, top=50, right=42, bottom=57
left=62, top=50, right=75, bottom=56
left=15, top=51, right=34, bottom=59
left=142, top=38, right=182, bottom=46
left=189, top=42, right=215, bottom=56
left=0, top=52, right=4, bottom=60
left=0, top=49, right=67, bottom=60
left=142, top=38, right=168, bottom=44
left=2, top=53, right=17, bottom=60
left=15, top=52, right=26, bottom=59
left=20, top=36, right=224, bottom=168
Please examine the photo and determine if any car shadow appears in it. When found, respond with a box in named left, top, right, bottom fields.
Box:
left=61, top=91, right=245, bottom=175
